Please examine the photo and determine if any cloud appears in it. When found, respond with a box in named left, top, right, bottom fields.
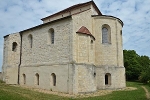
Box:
left=0, top=0, right=150, bottom=71
left=99, top=0, right=150, bottom=57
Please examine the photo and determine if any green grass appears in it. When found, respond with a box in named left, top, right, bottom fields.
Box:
left=0, top=81, right=69, bottom=100
left=74, top=81, right=147, bottom=100
left=0, top=81, right=149, bottom=100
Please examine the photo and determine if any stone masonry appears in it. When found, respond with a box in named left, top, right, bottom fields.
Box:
left=2, top=1, right=126, bottom=94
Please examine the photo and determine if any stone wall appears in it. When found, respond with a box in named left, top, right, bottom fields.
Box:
left=77, top=64, right=96, bottom=93
left=19, top=17, right=75, bottom=94
left=76, top=34, right=94, bottom=64
left=93, top=16, right=124, bottom=67
left=21, top=17, right=73, bottom=67
left=2, top=33, right=21, bottom=84
left=92, top=16, right=125, bottom=89
left=2, top=2, right=126, bottom=94
left=20, top=64, right=74, bottom=94
left=2, top=36, right=9, bottom=82
left=96, top=66, right=126, bottom=89
left=72, top=9, right=96, bottom=64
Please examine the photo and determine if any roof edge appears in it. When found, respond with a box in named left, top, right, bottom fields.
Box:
left=4, top=34, right=9, bottom=38
left=41, top=1, right=102, bottom=21
left=76, top=26, right=95, bottom=40
left=91, top=15, right=124, bottom=27
left=91, top=1, right=102, bottom=15
left=20, top=15, right=71, bottom=33
left=76, top=32, right=95, bottom=40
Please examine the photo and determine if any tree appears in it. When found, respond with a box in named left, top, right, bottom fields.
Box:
left=139, top=56, right=150, bottom=83
left=123, top=50, right=141, bottom=80
left=139, top=67, right=150, bottom=83
left=123, top=50, right=150, bottom=82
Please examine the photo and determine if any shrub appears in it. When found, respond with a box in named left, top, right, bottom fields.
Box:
left=139, top=67, right=150, bottom=83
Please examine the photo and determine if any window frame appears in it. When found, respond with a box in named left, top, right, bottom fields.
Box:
left=105, top=73, right=111, bottom=85
left=102, top=24, right=111, bottom=44
left=48, top=28, right=55, bottom=44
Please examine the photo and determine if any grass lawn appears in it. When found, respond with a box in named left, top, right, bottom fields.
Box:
left=0, top=81, right=149, bottom=100
left=82, top=82, right=146, bottom=100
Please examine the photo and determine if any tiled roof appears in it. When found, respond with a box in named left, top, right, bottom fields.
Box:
left=76, top=26, right=95, bottom=40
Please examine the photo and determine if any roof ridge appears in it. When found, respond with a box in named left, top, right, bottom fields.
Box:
left=41, top=1, right=101, bottom=21
left=76, top=26, right=95, bottom=40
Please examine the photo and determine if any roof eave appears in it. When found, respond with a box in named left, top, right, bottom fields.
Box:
left=20, top=15, right=72, bottom=33
left=41, top=1, right=102, bottom=21
left=92, top=15, right=124, bottom=27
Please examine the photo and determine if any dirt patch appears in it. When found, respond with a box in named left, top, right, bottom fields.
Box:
left=117, top=87, right=137, bottom=91
left=142, top=86, right=150, bottom=99
left=13, top=85, right=137, bottom=98
left=29, top=88, right=113, bottom=98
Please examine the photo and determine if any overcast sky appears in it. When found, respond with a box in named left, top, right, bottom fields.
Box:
left=0, top=0, right=150, bottom=71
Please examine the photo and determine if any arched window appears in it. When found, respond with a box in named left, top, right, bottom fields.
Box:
left=102, top=24, right=111, bottom=44
left=28, top=34, right=33, bottom=48
left=48, top=28, right=54, bottom=44
left=23, top=74, right=26, bottom=85
left=51, top=73, right=56, bottom=86
left=12, top=42, right=17, bottom=51
left=35, top=73, right=39, bottom=85
left=105, top=73, right=111, bottom=85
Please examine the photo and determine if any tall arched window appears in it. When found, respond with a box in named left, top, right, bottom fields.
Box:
left=35, top=73, right=39, bottom=85
left=23, top=74, right=26, bottom=85
left=105, top=73, right=111, bottom=85
left=102, top=24, right=111, bottom=44
left=12, top=42, right=17, bottom=52
left=28, top=34, right=33, bottom=48
left=48, top=28, right=54, bottom=44
left=51, top=73, right=56, bottom=86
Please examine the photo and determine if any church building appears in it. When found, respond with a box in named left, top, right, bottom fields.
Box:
left=2, top=1, right=126, bottom=94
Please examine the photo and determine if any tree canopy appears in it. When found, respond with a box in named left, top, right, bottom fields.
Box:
left=123, top=50, right=150, bottom=83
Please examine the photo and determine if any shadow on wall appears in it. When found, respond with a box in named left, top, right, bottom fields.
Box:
left=0, top=72, right=2, bottom=80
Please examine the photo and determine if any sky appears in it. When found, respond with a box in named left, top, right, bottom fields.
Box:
left=0, top=0, right=150, bottom=71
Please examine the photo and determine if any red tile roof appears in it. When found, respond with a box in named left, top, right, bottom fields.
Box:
left=76, top=26, right=95, bottom=40
left=41, top=1, right=102, bottom=21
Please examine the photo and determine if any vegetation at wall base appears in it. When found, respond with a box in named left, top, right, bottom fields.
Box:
left=0, top=80, right=5, bottom=83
